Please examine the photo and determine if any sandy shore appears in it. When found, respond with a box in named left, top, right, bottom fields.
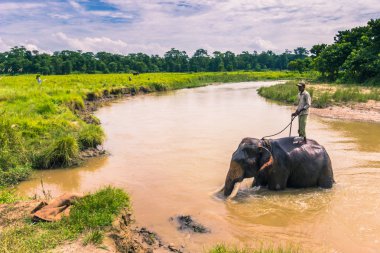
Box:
left=310, top=100, right=380, bottom=123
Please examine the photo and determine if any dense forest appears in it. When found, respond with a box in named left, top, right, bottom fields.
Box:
left=0, top=46, right=309, bottom=75
left=0, top=18, right=378, bottom=84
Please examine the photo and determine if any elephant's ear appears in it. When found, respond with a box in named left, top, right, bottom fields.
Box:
left=258, top=141, right=273, bottom=172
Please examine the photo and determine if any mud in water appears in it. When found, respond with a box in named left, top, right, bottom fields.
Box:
left=17, top=81, right=380, bottom=252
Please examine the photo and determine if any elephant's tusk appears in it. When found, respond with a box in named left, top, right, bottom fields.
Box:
left=211, top=185, right=225, bottom=195
left=227, top=182, right=241, bottom=200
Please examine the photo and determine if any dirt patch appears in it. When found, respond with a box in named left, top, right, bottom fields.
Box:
left=52, top=238, right=116, bottom=253
left=311, top=100, right=380, bottom=123
left=110, top=210, right=184, bottom=253
left=80, top=147, right=108, bottom=159
left=0, top=200, right=39, bottom=230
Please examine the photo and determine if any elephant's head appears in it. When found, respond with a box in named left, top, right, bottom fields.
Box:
left=223, top=138, right=273, bottom=198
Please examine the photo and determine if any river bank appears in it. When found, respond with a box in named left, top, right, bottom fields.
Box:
left=258, top=81, right=380, bottom=123
left=311, top=100, right=380, bottom=123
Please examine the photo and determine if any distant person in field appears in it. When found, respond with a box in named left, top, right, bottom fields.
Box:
left=36, top=74, right=42, bottom=84
left=292, top=80, right=311, bottom=144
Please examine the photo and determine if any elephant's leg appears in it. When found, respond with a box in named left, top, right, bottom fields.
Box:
left=267, top=168, right=289, bottom=191
left=318, top=161, right=334, bottom=189
left=318, top=174, right=334, bottom=188
left=252, top=171, right=268, bottom=187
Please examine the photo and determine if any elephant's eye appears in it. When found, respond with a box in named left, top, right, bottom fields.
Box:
left=247, top=158, right=255, bottom=165
left=244, top=148, right=255, bottom=157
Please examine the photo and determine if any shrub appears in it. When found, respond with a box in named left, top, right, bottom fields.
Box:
left=313, top=92, right=331, bottom=108
left=78, top=124, right=105, bottom=150
left=0, top=188, right=22, bottom=204
left=40, top=136, right=79, bottom=168
left=0, top=167, right=31, bottom=186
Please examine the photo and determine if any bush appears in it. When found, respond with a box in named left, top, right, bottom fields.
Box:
left=313, top=92, right=331, bottom=108
left=0, top=188, right=22, bottom=204
left=78, top=124, right=105, bottom=150
left=68, top=186, right=129, bottom=231
left=39, top=136, right=79, bottom=168
left=0, top=167, right=31, bottom=186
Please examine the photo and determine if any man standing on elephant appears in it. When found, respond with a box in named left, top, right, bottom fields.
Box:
left=292, top=81, right=311, bottom=144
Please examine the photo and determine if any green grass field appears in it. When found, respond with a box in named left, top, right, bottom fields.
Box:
left=0, top=71, right=310, bottom=189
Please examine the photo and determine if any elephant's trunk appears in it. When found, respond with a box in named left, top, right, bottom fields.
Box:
left=223, top=161, right=244, bottom=198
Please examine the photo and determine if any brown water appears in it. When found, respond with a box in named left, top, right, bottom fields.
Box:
left=17, top=81, right=380, bottom=252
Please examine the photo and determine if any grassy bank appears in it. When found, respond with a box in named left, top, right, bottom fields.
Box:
left=0, top=187, right=129, bottom=252
left=208, top=244, right=302, bottom=253
left=0, top=71, right=310, bottom=189
left=258, top=80, right=380, bottom=108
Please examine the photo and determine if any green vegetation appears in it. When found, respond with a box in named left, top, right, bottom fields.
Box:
left=312, top=19, right=380, bottom=83
left=0, top=187, right=129, bottom=253
left=258, top=80, right=380, bottom=108
left=82, top=229, right=104, bottom=246
left=0, top=46, right=310, bottom=75
left=208, top=244, right=301, bottom=253
left=0, top=188, right=23, bottom=204
left=0, top=71, right=308, bottom=188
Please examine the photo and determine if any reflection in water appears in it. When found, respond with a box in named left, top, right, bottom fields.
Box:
left=18, top=156, right=108, bottom=196
left=17, top=81, right=380, bottom=253
left=322, top=119, right=380, bottom=152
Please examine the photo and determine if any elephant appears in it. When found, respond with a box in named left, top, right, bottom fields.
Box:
left=221, top=137, right=334, bottom=199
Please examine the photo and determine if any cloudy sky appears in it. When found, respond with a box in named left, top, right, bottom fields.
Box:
left=0, top=0, right=379, bottom=55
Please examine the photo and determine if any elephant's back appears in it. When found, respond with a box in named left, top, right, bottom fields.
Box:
left=273, top=138, right=332, bottom=188
left=273, top=137, right=323, bottom=155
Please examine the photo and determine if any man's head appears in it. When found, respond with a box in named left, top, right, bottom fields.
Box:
left=296, top=81, right=306, bottom=92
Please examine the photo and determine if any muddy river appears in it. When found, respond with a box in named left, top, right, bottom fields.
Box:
left=17, top=81, right=380, bottom=252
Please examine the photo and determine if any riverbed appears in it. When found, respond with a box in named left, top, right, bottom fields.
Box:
left=17, top=81, right=380, bottom=252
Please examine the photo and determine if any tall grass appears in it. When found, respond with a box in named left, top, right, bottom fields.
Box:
left=38, top=136, right=80, bottom=169
left=0, top=187, right=129, bottom=252
left=258, top=81, right=380, bottom=108
left=78, top=124, right=104, bottom=149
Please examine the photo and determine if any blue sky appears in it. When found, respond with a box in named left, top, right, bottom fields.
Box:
left=0, top=0, right=379, bottom=55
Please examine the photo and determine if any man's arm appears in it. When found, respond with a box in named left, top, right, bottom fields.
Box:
left=292, top=93, right=311, bottom=116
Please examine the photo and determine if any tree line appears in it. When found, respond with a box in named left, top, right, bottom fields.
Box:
left=0, top=46, right=309, bottom=75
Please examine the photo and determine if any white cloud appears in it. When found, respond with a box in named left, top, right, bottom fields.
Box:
left=0, top=2, right=45, bottom=12
left=53, top=32, right=167, bottom=54
left=0, top=0, right=379, bottom=55
left=0, top=37, right=12, bottom=52
left=54, top=32, right=128, bottom=53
